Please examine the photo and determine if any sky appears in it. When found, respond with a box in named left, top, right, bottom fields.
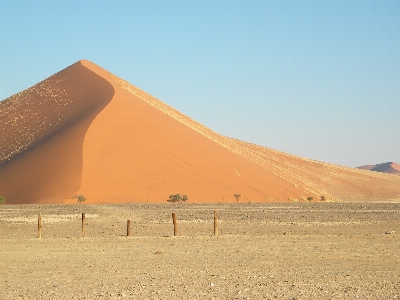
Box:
left=0, top=0, right=399, bottom=167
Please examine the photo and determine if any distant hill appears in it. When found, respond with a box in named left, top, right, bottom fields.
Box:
left=357, top=162, right=400, bottom=176
left=1, top=60, right=400, bottom=204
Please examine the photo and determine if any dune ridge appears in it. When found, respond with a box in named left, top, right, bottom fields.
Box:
left=1, top=60, right=400, bottom=204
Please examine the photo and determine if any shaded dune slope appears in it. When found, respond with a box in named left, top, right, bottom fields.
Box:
left=1, top=60, right=400, bottom=204
left=0, top=62, right=114, bottom=203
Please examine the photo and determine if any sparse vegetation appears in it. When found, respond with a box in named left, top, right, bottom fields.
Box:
left=321, top=195, right=326, bottom=201
left=307, top=197, right=314, bottom=201
left=71, top=194, right=86, bottom=204
left=167, top=194, right=188, bottom=203
left=0, top=196, right=6, bottom=204
left=234, top=194, right=242, bottom=202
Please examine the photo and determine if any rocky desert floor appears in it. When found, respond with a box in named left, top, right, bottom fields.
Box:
left=1, top=202, right=400, bottom=299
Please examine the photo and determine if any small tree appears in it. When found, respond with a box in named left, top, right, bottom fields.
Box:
left=321, top=195, right=326, bottom=201
left=234, top=194, right=242, bottom=202
left=167, top=194, right=188, bottom=203
left=0, top=196, right=6, bottom=204
left=71, top=194, right=86, bottom=204
left=307, top=196, right=313, bottom=201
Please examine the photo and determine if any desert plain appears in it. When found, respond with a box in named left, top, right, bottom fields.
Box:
left=1, top=202, right=399, bottom=300
left=1, top=60, right=400, bottom=299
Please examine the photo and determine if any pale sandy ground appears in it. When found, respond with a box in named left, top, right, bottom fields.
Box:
left=1, top=202, right=400, bottom=300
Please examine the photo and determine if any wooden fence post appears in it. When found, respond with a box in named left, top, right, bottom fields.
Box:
left=127, top=220, right=131, bottom=237
left=214, top=210, right=218, bottom=236
left=38, top=213, right=42, bottom=238
left=82, top=213, right=86, bottom=237
left=172, top=213, right=178, bottom=236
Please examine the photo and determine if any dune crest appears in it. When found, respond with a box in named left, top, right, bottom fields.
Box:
left=1, top=60, right=400, bottom=204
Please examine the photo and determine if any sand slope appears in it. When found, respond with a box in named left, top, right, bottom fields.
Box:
left=1, top=60, right=400, bottom=204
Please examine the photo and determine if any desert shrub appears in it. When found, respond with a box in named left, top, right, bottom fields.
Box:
left=307, top=196, right=313, bottom=201
left=321, top=195, right=326, bottom=201
left=0, top=196, right=6, bottom=204
left=167, top=194, right=188, bottom=203
left=71, top=194, right=86, bottom=204
left=234, top=194, right=242, bottom=202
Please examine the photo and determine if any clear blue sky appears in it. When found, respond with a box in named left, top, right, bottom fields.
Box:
left=1, top=1, right=399, bottom=167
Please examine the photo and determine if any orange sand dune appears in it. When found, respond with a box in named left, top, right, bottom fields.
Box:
left=1, top=60, right=400, bottom=204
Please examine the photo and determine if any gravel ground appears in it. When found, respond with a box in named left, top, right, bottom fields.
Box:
left=1, top=202, right=400, bottom=299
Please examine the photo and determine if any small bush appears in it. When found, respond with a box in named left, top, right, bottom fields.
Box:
left=167, top=194, right=188, bottom=203
left=0, top=196, right=6, bottom=204
left=321, top=195, right=326, bottom=201
left=71, top=194, right=86, bottom=204
left=234, top=194, right=242, bottom=202
left=307, top=196, right=313, bottom=201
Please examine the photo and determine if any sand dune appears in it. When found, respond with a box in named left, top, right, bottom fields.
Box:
left=1, top=60, right=400, bottom=204
left=358, top=162, right=400, bottom=176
